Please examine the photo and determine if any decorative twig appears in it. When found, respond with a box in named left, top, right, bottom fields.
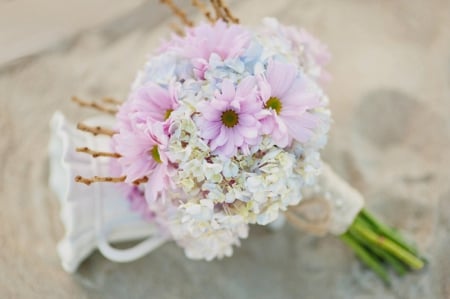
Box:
left=160, top=0, right=194, bottom=27
left=71, top=96, right=118, bottom=114
left=207, top=0, right=238, bottom=24
left=101, top=97, right=123, bottom=105
left=221, top=0, right=239, bottom=24
left=74, top=175, right=148, bottom=186
left=77, top=123, right=116, bottom=137
left=191, top=0, right=214, bottom=23
left=76, top=147, right=121, bottom=158
left=170, top=22, right=186, bottom=36
left=210, top=0, right=227, bottom=22
left=132, top=176, right=149, bottom=185
left=75, top=175, right=126, bottom=185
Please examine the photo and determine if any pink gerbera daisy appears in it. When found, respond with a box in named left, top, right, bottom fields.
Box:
left=170, top=20, right=250, bottom=78
left=113, top=123, right=168, bottom=183
left=113, top=83, right=178, bottom=201
left=259, top=60, right=323, bottom=147
left=127, top=82, right=178, bottom=125
left=113, top=122, right=173, bottom=202
left=197, top=77, right=263, bottom=157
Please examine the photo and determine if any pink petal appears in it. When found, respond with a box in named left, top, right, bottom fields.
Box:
left=231, top=128, right=244, bottom=146
left=260, top=114, right=276, bottom=135
left=145, top=166, right=165, bottom=203
left=124, top=158, right=155, bottom=183
left=229, top=99, right=241, bottom=111
left=239, top=126, right=258, bottom=139
left=295, top=112, right=320, bottom=129
left=220, top=139, right=236, bottom=157
left=239, top=114, right=257, bottom=126
left=266, top=60, right=297, bottom=98
left=271, top=131, right=289, bottom=148
left=240, top=144, right=251, bottom=155
left=240, top=97, right=262, bottom=114
left=201, top=106, right=222, bottom=121
left=283, top=116, right=315, bottom=143
left=280, top=106, right=308, bottom=118
left=281, top=78, right=320, bottom=107
left=257, top=76, right=272, bottom=102
left=220, top=79, right=236, bottom=101
left=201, top=120, right=222, bottom=139
left=236, top=76, right=257, bottom=98
left=266, top=116, right=290, bottom=147
left=210, top=126, right=229, bottom=149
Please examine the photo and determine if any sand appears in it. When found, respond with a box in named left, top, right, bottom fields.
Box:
left=0, top=0, right=449, bottom=298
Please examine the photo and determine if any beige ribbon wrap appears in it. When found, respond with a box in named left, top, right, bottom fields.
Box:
left=285, top=163, right=365, bottom=236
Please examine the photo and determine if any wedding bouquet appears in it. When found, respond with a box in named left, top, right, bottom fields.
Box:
left=49, top=0, right=425, bottom=284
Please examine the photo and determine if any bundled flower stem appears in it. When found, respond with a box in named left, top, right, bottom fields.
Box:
left=341, top=209, right=426, bottom=284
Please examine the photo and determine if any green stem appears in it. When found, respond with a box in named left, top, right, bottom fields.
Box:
left=349, top=228, right=407, bottom=276
left=340, top=232, right=390, bottom=285
left=352, top=218, right=424, bottom=270
left=360, top=209, right=418, bottom=256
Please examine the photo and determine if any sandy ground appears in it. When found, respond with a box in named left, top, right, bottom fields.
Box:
left=1, top=0, right=449, bottom=298
left=0, top=0, right=149, bottom=65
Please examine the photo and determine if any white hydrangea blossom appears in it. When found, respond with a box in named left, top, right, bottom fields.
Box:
left=170, top=200, right=249, bottom=261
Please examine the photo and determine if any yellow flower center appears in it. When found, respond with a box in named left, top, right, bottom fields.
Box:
left=164, top=109, right=173, bottom=120
left=265, top=97, right=283, bottom=114
left=150, top=145, right=162, bottom=163
left=221, top=109, right=239, bottom=128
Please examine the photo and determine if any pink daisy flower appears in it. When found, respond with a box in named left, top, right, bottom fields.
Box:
left=113, top=122, right=168, bottom=183
left=259, top=60, right=323, bottom=147
left=113, top=122, right=174, bottom=203
left=113, top=83, right=178, bottom=201
left=127, top=82, right=178, bottom=125
left=170, top=20, right=250, bottom=78
left=197, top=77, right=263, bottom=157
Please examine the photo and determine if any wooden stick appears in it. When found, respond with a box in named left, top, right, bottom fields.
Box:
left=170, top=22, right=185, bottom=36
left=132, top=176, right=148, bottom=185
left=76, top=147, right=121, bottom=158
left=71, top=96, right=117, bottom=114
left=76, top=123, right=116, bottom=137
left=221, top=3, right=239, bottom=24
left=191, top=0, right=214, bottom=23
left=210, top=0, right=226, bottom=22
left=75, top=175, right=126, bottom=185
left=101, top=97, right=123, bottom=105
left=160, top=0, right=194, bottom=27
left=74, top=175, right=149, bottom=186
left=208, top=0, right=238, bottom=23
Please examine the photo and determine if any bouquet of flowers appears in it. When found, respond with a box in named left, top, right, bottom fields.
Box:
left=49, top=0, right=425, bottom=284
